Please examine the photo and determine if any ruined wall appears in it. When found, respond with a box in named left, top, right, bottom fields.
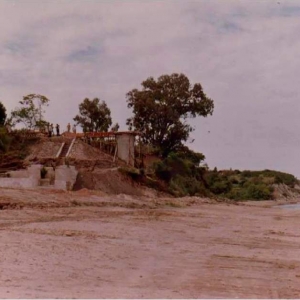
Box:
left=0, top=164, right=77, bottom=191
left=0, top=178, right=39, bottom=189
left=0, top=165, right=42, bottom=189
left=54, top=165, right=78, bottom=190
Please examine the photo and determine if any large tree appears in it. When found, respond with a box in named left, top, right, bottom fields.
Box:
left=10, top=94, right=50, bottom=129
left=0, top=101, right=7, bottom=126
left=126, top=73, right=214, bottom=157
left=74, top=98, right=112, bottom=132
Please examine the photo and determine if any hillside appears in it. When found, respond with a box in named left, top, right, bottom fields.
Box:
left=204, top=169, right=300, bottom=201
left=1, top=133, right=299, bottom=201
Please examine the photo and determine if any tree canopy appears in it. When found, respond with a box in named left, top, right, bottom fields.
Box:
left=74, top=98, right=112, bottom=132
left=0, top=101, right=7, bottom=126
left=111, top=123, right=120, bottom=132
left=126, top=73, right=214, bottom=157
left=10, top=94, right=50, bottom=129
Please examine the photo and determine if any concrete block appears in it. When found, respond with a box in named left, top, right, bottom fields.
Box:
left=8, top=170, right=29, bottom=178
left=54, top=180, right=67, bottom=190
left=39, top=178, right=50, bottom=186
left=0, top=178, right=38, bottom=189
left=55, top=165, right=78, bottom=190
left=28, top=164, right=43, bottom=180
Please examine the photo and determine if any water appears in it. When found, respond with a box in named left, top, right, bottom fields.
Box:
left=278, top=203, right=300, bottom=210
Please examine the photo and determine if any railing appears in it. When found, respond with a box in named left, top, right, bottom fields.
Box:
left=66, top=138, right=76, bottom=157
left=55, top=143, right=65, bottom=158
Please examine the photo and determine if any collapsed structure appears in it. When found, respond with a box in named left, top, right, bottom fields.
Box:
left=0, top=131, right=140, bottom=190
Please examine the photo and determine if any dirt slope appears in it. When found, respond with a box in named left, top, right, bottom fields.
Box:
left=73, top=168, right=144, bottom=195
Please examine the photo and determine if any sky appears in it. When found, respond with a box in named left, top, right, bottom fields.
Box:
left=1, top=0, right=300, bottom=176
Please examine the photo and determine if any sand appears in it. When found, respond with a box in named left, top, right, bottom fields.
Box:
left=0, top=187, right=300, bottom=298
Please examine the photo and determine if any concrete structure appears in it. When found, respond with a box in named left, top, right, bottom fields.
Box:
left=54, top=165, right=77, bottom=190
left=115, top=132, right=136, bottom=166
left=75, top=131, right=139, bottom=166
left=0, top=164, right=78, bottom=190
left=0, top=165, right=42, bottom=189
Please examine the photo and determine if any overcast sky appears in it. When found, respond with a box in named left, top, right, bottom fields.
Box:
left=1, top=0, right=300, bottom=176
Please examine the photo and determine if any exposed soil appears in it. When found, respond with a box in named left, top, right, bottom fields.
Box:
left=68, top=139, right=115, bottom=162
left=1, top=187, right=300, bottom=298
left=73, top=168, right=147, bottom=196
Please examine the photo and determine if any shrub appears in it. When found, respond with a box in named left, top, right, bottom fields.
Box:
left=209, top=179, right=232, bottom=195
left=0, top=127, right=12, bottom=152
left=229, top=177, right=239, bottom=185
left=119, top=166, right=142, bottom=181
left=152, top=151, right=209, bottom=197
left=168, top=175, right=209, bottom=197
left=154, top=160, right=172, bottom=182
left=245, top=183, right=273, bottom=200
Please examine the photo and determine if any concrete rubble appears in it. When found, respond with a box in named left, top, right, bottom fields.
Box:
left=0, top=164, right=78, bottom=191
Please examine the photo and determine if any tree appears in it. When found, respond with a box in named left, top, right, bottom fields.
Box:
left=111, top=123, right=120, bottom=132
left=74, top=98, right=112, bottom=132
left=0, top=101, right=7, bottom=126
left=126, top=73, right=214, bottom=157
left=10, top=94, right=50, bottom=130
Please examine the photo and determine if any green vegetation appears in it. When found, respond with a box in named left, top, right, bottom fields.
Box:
left=10, top=94, right=50, bottom=130
left=0, top=128, right=40, bottom=171
left=126, top=73, right=214, bottom=157
left=74, top=98, right=112, bottom=132
left=0, top=101, right=7, bottom=126
left=139, top=155, right=298, bottom=200
left=0, top=102, right=10, bottom=152
left=1, top=75, right=298, bottom=202
left=150, top=149, right=210, bottom=197
left=0, top=127, right=12, bottom=152
left=204, top=169, right=298, bottom=200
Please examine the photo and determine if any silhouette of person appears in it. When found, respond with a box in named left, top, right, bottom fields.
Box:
left=48, top=124, right=52, bottom=137
left=56, top=124, right=60, bottom=136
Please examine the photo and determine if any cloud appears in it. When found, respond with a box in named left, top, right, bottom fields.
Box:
left=0, top=0, right=300, bottom=176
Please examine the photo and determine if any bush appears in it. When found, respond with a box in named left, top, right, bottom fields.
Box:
left=209, top=179, right=232, bottom=195
left=119, top=166, right=142, bottom=181
left=168, top=175, right=209, bottom=197
left=154, top=160, right=172, bottom=182
left=154, top=152, right=194, bottom=181
left=152, top=151, right=209, bottom=197
left=0, top=127, right=12, bottom=152
left=245, top=183, right=273, bottom=200
left=226, top=183, right=273, bottom=201
left=229, top=177, right=239, bottom=185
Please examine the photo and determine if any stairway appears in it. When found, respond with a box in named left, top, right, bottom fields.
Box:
left=59, top=140, right=72, bottom=158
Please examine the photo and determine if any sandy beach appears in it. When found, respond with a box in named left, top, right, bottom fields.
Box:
left=0, top=188, right=300, bottom=298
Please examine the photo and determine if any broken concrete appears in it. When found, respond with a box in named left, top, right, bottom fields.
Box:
left=0, top=164, right=78, bottom=191
left=54, top=165, right=78, bottom=190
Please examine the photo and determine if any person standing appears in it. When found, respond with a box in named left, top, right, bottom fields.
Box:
left=56, top=124, right=60, bottom=136
left=72, top=124, right=76, bottom=134
left=50, top=124, right=54, bottom=136
left=47, top=123, right=51, bottom=137
left=67, top=123, right=71, bottom=133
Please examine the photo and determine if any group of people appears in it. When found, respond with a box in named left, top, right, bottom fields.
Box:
left=46, top=123, right=77, bottom=137
left=47, top=123, right=60, bottom=137
left=67, top=123, right=77, bottom=134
